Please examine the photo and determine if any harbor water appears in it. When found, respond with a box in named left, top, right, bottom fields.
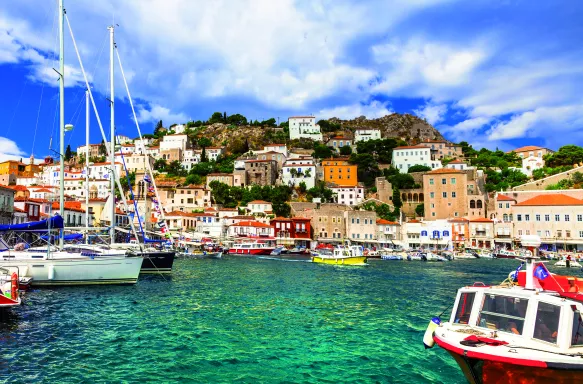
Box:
left=1, top=257, right=574, bottom=383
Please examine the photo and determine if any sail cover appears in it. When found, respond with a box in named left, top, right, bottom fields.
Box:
left=0, top=216, right=64, bottom=232
left=40, top=233, right=83, bottom=241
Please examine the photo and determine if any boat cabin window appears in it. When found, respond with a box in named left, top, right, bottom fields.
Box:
left=571, top=310, right=583, bottom=346
left=453, top=292, right=476, bottom=325
left=533, top=302, right=560, bottom=344
left=477, top=295, right=528, bottom=335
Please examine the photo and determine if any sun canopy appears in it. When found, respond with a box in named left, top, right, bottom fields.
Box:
left=0, top=216, right=64, bottom=232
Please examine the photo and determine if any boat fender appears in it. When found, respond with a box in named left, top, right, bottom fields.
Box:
left=10, top=272, right=18, bottom=300
left=423, top=316, right=441, bottom=349
left=48, top=265, right=55, bottom=280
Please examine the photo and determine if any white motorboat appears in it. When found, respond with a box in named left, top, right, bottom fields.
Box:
left=454, top=250, right=478, bottom=259
left=555, top=257, right=582, bottom=268
left=421, top=251, right=448, bottom=262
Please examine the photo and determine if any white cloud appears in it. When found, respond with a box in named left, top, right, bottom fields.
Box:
left=0, top=137, right=26, bottom=163
left=319, top=101, right=393, bottom=120
left=135, top=103, right=188, bottom=125
left=413, top=102, right=447, bottom=125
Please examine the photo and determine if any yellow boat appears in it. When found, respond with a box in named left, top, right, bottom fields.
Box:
left=311, top=241, right=368, bottom=266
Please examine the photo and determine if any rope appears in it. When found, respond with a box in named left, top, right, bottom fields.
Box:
left=31, top=81, right=46, bottom=155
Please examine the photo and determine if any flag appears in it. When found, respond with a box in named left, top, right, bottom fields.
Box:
left=534, top=265, right=549, bottom=280
left=144, top=174, right=151, bottom=183
left=510, top=262, right=524, bottom=282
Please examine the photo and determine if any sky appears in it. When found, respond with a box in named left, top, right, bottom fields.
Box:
left=1, top=0, right=583, bottom=163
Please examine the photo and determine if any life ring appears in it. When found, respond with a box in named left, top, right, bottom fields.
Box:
left=11, top=272, right=18, bottom=300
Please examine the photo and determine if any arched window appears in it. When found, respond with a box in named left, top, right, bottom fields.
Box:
left=432, top=230, right=440, bottom=238
left=421, top=230, right=428, bottom=236
left=442, top=230, right=450, bottom=237
left=477, top=200, right=483, bottom=209
left=413, top=193, right=418, bottom=203
left=509, top=214, right=513, bottom=221
left=402, top=193, right=407, bottom=202
left=408, top=193, right=413, bottom=202
left=470, top=200, right=476, bottom=209
left=419, top=193, right=424, bottom=201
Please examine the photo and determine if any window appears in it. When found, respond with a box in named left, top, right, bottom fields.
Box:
left=432, top=212, right=435, bottom=217
left=555, top=215, right=560, bottom=222
left=518, top=230, right=523, bottom=236
left=351, top=218, right=354, bottom=224
left=571, top=311, right=583, bottom=346
left=578, top=215, right=583, bottom=222
left=455, top=212, right=459, bottom=217
left=545, top=214, right=550, bottom=222
left=526, top=230, right=530, bottom=235
left=451, top=178, right=456, bottom=185
left=499, top=203, right=503, bottom=209
left=429, top=178, right=434, bottom=185
left=453, top=292, right=476, bottom=325
left=534, top=302, right=560, bottom=344
left=430, top=192, right=435, bottom=198
left=580, top=231, right=583, bottom=238
left=506, top=203, right=510, bottom=209
left=452, top=192, right=456, bottom=198
left=565, top=215, right=570, bottom=222
left=536, top=214, right=541, bottom=221
left=357, top=219, right=360, bottom=224
left=442, top=178, right=446, bottom=185
left=545, top=230, right=551, bottom=238
left=557, top=230, right=562, bottom=238
left=525, top=214, right=530, bottom=222
left=477, top=295, right=528, bottom=335
left=442, top=192, right=447, bottom=198
left=567, top=230, right=571, bottom=238
left=517, top=214, right=522, bottom=222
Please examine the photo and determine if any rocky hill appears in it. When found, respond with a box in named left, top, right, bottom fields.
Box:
left=183, top=113, right=447, bottom=153
left=328, top=113, right=446, bottom=143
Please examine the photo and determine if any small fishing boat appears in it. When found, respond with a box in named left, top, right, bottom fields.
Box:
left=381, top=254, right=403, bottom=260
left=495, top=249, right=518, bottom=259
left=311, top=241, right=367, bottom=266
left=424, top=235, right=583, bottom=383
left=421, top=251, right=448, bottom=262
left=555, top=257, right=582, bottom=268
left=407, top=251, right=424, bottom=261
left=0, top=267, right=21, bottom=308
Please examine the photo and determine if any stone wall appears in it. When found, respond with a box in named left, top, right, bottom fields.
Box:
left=512, top=165, right=583, bottom=191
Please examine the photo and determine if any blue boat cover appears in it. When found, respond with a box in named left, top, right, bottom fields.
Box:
left=40, top=233, right=83, bottom=241
left=0, top=215, right=64, bottom=232
left=144, top=237, right=166, bottom=243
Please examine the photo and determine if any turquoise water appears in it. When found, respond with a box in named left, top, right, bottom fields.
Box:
left=1, top=257, right=574, bottom=383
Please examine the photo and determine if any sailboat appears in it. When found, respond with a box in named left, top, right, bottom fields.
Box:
left=0, top=0, right=142, bottom=285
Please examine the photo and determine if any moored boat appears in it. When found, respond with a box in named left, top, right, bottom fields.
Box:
left=0, top=267, right=21, bottom=308
left=228, top=239, right=275, bottom=255
left=424, top=235, right=583, bottom=383
left=311, top=241, right=367, bottom=266
left=494, top=249, right=518, bottom=259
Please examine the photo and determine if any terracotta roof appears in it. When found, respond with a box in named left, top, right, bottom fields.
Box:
left=448, top=218, right=469, bottom=223
left=219, top=208, right=237, bottom=211
left=226, top=215, right=255, bottom=220
left=497, top=194, right=516, bottom=201
left=178, top=184, right=206, bottom=190
left=508, top=145, right=547, bottom=153
left=89, top=198, right=107, bottom=202
left=470, top=217, right=493, bottom=223
left=376, top=219, right=399, bottom=225
left=13, top=207, right=26, bottom=213
left=32, top=188, right=53, bottom=193
left=515, top=194, right=583, bottom=206
left=394, top=146, right=427, bottom=150
left=6, top=185, right=29, bottom=191
left=408, top=219, right=420, bottom=223
left=52, top=201, right=86, bottom=213
left=165, top=210, right=199, bottom=217
left=289, top=116, right=315, bottom=119
left=248, top=200, right=271, bottom=204
left=447, top=159, right=466, bottom=164
left=271, top=216, right=292, bottom=221
left=420, top=140, right=448, bottom=144
left=230, top=220, right=272, bottom=228
left=427, top=168, right=464, bottom=174
left=283, top=163, right=315, bottom=167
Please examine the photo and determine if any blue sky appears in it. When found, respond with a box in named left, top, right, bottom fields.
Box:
left=1, top=0, right=583, bottom=163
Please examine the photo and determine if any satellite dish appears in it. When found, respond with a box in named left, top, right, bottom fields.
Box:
left=65, top=124, right=74, bottom=132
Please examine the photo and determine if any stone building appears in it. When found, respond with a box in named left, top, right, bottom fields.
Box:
left=244, top=159, right=278, bottom=186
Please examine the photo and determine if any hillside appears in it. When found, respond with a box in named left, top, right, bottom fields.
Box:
left=328, top=113, right=446, bottom=143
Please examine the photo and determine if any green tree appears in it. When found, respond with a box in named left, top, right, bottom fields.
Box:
left=273, top=202, right=291, bottom=217
left=261, top=118, right=277, bottom=127
left=166, top=160, right=186, bottom=176
left=209, top=112, right=224, bottom=124
left=198, top=137, right=212, bottom=148
left=312, top=143, right=334, bottom=159
left=223, top=112, right=227, bottom=123
left=407, top=164, right=431, bottom=173
left=355, top=138, right=404, bottom=164
left=65, top=144, right=72, bottom=161
left=298, top=181, right=307, bottom=193
left=98, top=139, right=107, bottom=156
left=116, top=171, right=136, bottom=198
left=317, top=119, right=341, bottom=133
left=154, top=158, right=167, bottom=172
left=226, top=114, right=248, bottom=126
left=306, top=181, right=334, bottom=202
left=349, top=153, right=381, bottom=187
left=546, top=145, right=583, bottom=168
left=415, top=203, right=424, bottom=217
left=185, top=174, right=203, bottom=185
left=388, top=173, right=415, bottom=189
left=201, top=147, right=207, bottom=163
left=339, top=145, right=352, bottom=156
left=392, top=187, right=402, bottom=210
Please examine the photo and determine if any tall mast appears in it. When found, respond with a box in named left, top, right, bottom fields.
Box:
left=85, top=89, right=89, bottom=243
left=108, top=25, right=115, bottom=244
left=59, top=0, right=65, bottom=248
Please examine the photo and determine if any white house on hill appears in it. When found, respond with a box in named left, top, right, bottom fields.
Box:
left=288, top=116, right=323, bottom=141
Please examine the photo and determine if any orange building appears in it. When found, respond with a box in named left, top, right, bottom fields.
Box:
left=322, top=158, right=358, bottom=187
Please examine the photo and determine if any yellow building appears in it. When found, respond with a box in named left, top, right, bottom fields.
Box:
left=82, top=198, right=107, bottom=227
left=0, top=155, right=40, bottom=177
left=322, top=158, right=358, bottom=187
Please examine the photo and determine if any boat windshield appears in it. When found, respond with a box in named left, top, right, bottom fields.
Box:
left=571, top=310, right=583, bottom=347
left=452, top=291, right=476, bottom=325
left=477, top=295, right=529, bottom=335
left=534, top=302, right=560, bottom=344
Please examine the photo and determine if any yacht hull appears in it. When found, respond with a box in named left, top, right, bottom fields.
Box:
left=311, top=256, right=367, bottom=266
left=0, top=257, right=143, bottom=286
left=138, top=251, right=175, bottom=274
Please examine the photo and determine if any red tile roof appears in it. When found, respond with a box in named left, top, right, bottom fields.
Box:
left=376, top=219, right=399, bottom=225
left=507, top=145, right=547, bottom=153
left=470, top=217, right=493, bottom=223
left=447, top=159, right=466, bottom=164
left=271, top=216, right=292, bottom=221
left=408, top=219, right=420, bottom=223
left=32, top=188, right=53, bottom=193
left=230, top=220, right=272, bottom=228
left=497, top=194, right=516, bottom=201
left=515, top=194, right=583, bottom=206
left=427, top=168, right=464, bottom=174
left=248, top=200, right=271, bottom=204
left=394, top=145, right=427, bottom=150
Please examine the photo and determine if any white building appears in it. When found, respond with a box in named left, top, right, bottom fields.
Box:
left=391, top=146, right=442, bottom=173
left=206, top=147, right=225, bottom=162
left=246, top=200, right=273, bottom=215
left=354, top=128, right=381, bottom=143
left=115, top=135, right=132, bottom=145
left=115, top=153, right=156, bottom=175
left=63, top=178, right=111, bottom=199
left=520, top=155, right=545, bottom=177
left=331, top=185, right=365, bottom=206
left=135, top=138, right=154, bottom=154
left=145, top=146, right=160, bottom=158
left=171, top=124, right=186, bottom=134
left=119, top=144, right=135, bottom=155
left=29, top=187, right=57, bottom=200
left=262, top=144, right=288, bottom=157
left=160, top=134, right=188, bottom=151
left=87, top=162, right=123, bottom=181
left=281, top=158, right=316, bottom=189
left=288, top=116, right=323, bottom=141
left=227, top=220, right=274, bottom=237
left=446, top=159, right=473, bottom=171
left=182, top=149, right=201, bottom=171
left=192, top=213, right=224, bottom=238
